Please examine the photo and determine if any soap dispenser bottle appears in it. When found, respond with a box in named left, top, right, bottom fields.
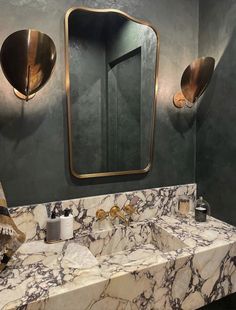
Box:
left=46, top=210, right=60, bottom=243
left=60, top=208, right=73, bottom=240
left=195, top=196, right=210, bottom=222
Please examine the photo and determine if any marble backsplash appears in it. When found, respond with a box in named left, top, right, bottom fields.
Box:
left=9, top=183, right=196, bottom=242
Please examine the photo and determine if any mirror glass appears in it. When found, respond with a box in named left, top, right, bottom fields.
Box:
left=65, top=8, right=159, bottom=178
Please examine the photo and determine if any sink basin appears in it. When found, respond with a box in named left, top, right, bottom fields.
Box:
left=77, top=219, right=188, bottom=261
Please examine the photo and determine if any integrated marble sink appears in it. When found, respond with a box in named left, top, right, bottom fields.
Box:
left=1, top=184, right=236, bottom=310
left=77, top=220, right=188, bottom=262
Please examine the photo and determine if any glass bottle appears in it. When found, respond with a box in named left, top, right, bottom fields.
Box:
left=195, top=196, right=210, bottom=222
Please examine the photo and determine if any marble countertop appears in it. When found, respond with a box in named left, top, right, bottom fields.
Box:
left=0, top=214, right=236, bottom=310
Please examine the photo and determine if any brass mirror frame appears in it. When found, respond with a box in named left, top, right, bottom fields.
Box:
left=64, top=7, right=160, bottom=179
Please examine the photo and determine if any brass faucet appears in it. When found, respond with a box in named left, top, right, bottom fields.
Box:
left=96, top=205, right=136, bottom=226
left=109, top=206, right=129, bottom=226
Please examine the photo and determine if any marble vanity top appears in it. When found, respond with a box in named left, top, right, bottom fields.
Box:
left=1, top=214, right=236, bottom=310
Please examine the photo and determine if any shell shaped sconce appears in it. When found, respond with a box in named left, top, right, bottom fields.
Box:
left=0, top=29, right=57, bottom=101
left=173, top=57, right=215, bottom=108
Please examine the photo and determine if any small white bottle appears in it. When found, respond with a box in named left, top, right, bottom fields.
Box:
left=60, top=208, right=73, bottom=240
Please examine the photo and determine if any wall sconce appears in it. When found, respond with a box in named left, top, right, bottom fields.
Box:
left=0, top=29, right=56, bottom=101
left=173, top=57, right=215, bottom=108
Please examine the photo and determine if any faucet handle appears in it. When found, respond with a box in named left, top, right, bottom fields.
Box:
left=109, top=206, right=129, bottom=226
left=123, top=204, right=136, bottom=215
left=109, top=206, right=121, bottom=219
left=96, top=209, right=109, bottom=221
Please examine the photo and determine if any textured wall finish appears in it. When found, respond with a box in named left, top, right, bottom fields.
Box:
left=197, top=0, right=236, bottom=308
left=197, top=0, right=236, bottom=227
left=0, top=0, right=198, bottom=206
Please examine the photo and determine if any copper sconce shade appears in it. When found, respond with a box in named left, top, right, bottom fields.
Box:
left=0, top=29, right=57, bottom=100
left=173, top=56, right=215, bottom=108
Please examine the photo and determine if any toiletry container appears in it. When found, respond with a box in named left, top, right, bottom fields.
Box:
left=195, top=196, right=210, bottom=222
left=46, top=210, right=60, bottom=243
left=176, top=195, right=191, bottom=216
left=60, top=208, right=73, bottom=240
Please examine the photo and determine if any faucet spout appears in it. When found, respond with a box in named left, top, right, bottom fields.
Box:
left=109, top=206, right=129, bottom=226
left=117, top=210, right=129, bottom=226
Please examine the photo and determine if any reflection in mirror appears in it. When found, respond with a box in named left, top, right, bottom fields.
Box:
left=65, top=8, right=159, bottom=178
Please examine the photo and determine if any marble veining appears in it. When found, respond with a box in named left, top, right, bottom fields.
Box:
left=1, top=183, right=235, bottom=310
left=0, top=212, right=235, bottom=310
left=9, top=183, right=196, bottom=241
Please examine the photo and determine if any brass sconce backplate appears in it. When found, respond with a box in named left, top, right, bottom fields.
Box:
left=0, top=29, right=57, bottom=101
left=173, top=56, right=215, bottom=108
left=173, top=91, right=186, bottom=108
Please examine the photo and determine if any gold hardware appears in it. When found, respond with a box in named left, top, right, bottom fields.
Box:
left=64, top=7, right=160, bottom=179
left=96, top=209, right=109, bottom=221
left=173, top=91, right=186, bottom=109
left=109, top=206, right=129, bottom=226
left=123, top=204, right=136, bottom=215
left=0, top=29, right=57, bottom=101
left=173, top=57, right=215, bottom=108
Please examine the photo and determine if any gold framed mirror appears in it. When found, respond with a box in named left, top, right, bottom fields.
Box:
left=65, top=7, right=159, bottom=178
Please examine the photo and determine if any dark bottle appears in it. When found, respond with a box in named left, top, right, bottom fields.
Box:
left=195, top=196, right=210, bottom=222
